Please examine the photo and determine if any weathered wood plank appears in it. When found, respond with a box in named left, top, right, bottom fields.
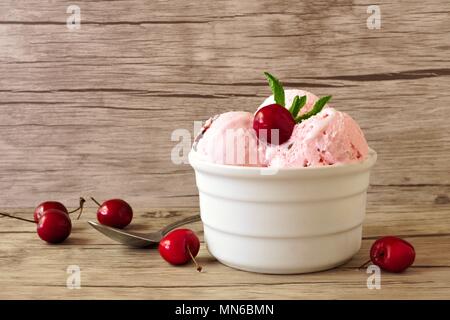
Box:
left=0, top=79, right=449, bottom=207
left=0, top=1, right=449, bottom=206
left=0, top=207, right=449, bottom=299
left=2, top=276, right=450, bottom=300
left=0, top=206, right=448, bottom=247
left=1, top=183, right=450, bottom=236
left=0, top=20, right=448, bottom=89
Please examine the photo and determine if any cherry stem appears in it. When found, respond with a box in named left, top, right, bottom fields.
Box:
left=187, top=246, right=202, bottom=272
left=0, top=212, right=36, bottom=224
left=67, top=197, right=86, bottom=220
left=76, top=197, right=86, bottom=220
left=90, top=197, right=102, bottom=207
left=358, top=259, right=372, bottom=270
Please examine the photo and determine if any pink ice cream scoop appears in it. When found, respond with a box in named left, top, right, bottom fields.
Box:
left=259, top=89, right=320, bottom=115
left=266, top=107, right=369, bottom=168
left=194, top=111, right=265, bottom=166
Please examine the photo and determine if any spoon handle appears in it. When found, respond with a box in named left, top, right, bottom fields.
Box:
left=159, top=214, right=201, bottom=235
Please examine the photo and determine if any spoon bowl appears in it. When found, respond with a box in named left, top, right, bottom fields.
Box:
left=88, top=214, right=201, bottom=247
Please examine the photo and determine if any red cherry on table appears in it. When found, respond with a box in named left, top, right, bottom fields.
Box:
left=1, top=207, right=72, bottom=244
left=159, top=229, right=202, bottom=272
left=91, top=197, right=133, bottom=229
left=34, top=201, right=68, bottom=222
left=33, top=198, right=86, bottom=222
left=253, top=104, right=296, bottom=145
left=37, top=209, right=72, bottom=244
left=370, top=236, right=415, bottom=273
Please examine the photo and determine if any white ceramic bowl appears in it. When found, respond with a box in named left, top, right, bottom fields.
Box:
left=189, top=149, right=377, bottom=274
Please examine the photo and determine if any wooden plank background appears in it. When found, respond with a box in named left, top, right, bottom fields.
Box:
left=0, top=0, right=449, bottom=299
left=0, top=0, right=449, bottom=208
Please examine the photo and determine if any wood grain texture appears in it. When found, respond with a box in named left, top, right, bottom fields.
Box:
left=0, top=0, right=449, bottom=207
left=0, top=208, right=449, bottom=299
left=0, top=0, right=449, bottom=299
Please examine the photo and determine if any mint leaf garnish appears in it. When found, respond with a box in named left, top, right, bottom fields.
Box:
left=288, top=95, right=307, bottom=118
left=295, top=95, right=332, bottom=123
left=264, top=72, right=285, bottom=107
left=298, top=95, right=307, bottom=110
left=288, top=95, right=300, bottom=117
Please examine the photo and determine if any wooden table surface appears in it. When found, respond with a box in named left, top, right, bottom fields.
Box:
left=0, top=206, right=449, bottom=299
left=0, top=0, right=449, bottom=299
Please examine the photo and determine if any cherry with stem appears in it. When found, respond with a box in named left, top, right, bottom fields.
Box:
left=0, top=209, right=72, bottom=244
left=360, top=236, right=415, bottom=272
left=187, top=246, right=203, bottom=272
left=159, top=229, right=202, bottom=273
left=91, top=196, right=133, bottom=229
left=34, top=198, right=86, bottom=222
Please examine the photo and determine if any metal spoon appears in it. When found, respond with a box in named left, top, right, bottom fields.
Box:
left=88, top=214, right=201, bottom=248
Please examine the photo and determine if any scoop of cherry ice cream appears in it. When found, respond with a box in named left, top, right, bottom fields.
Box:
left=192, top=73, right=369, bottom=168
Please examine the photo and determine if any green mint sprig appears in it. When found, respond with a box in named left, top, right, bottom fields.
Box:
left=264, top=72, right=285, bottom=107
left=288, top=95, right=306, bottom=118
left=263, top=72, right=332, bottom=123
left=294, top=95, right=332, bottom=123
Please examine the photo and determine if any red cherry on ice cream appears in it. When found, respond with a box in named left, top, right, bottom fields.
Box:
left=37, top=209, right=72, bottom=244
left=370, top=236, right=415, bottom=272
left=253, top=104, right=295, bottom=145
left=92, top=197, right=133, bottom=229
left=159, top=229, right=202, bottom=272
left=34, top=201, right=68, bottom=222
